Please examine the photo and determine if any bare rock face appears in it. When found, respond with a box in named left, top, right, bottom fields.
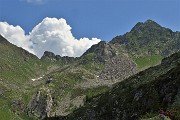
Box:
left=81, top=41, right=117, bottom=63
left=27, top=89, right=53, bottom=119
left=81, top=41, right=137, bottom=82
left=41, top=51, right=77, bottom=64
left=99, top=54, right=137, bottom=81
left=41, top=51, right=56, bottom=61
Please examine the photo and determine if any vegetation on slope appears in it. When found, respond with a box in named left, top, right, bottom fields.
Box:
left=134, top=55, right=162, bottom=69
left=110, top=19, right=180, bottom=69
left=65, top=51, right=180, bottom=120
left=0, top=19, right=180, bottom=120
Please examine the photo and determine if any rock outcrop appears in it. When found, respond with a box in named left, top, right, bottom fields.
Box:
left=41, top=51, right=77, bottom=64
left=27, top=89, right=53, bottom=119
left=81, top=41, right=137, bottom=81
left=76, top=41, right=137, bottom=87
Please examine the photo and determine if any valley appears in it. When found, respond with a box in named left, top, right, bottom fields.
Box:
left=0, top=20, right=180, bottom=120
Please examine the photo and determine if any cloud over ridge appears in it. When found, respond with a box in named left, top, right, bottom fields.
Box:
left=0, top=22, right=34, bottom=54
left=0, top=17, right=101, bottom=58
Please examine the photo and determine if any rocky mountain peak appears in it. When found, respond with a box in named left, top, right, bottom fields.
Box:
left=41, top=51, right=77, bottom=65
left=110, top=19, right=178, bottom=58
left=41, top=51, right=56, bottom=60
left=144, top=19, right=157, bottom=23
left=81, top=41, right=118, bottom=63
left=80, top=41, right=137, bottom=82
left=130, top=19, right=162, bottom=32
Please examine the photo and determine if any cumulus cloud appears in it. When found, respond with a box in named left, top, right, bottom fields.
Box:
left=0, top=17, right=101, bottom=58
left=30, top=17, right=101, bottom=57
left=0, top=22, right=34, bottom=54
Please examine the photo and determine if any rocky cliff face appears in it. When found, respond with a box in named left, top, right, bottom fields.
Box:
left=77, top=41, right=137, bottom=87
left=81, top=41, right=117, bottom=63
left=41, top=51, right=77, bottom=64
left=27, top=88, right=53, bottom=119
left=99, top=54, right=136, bottom=81
left=81, top=41, right=137, bottom=77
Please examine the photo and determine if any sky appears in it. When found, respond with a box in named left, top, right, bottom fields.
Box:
left=0, top=0, right=180, bottom=58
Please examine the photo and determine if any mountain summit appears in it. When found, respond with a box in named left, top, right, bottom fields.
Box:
left=110, top=19, right=180, bottom=69
left=130, top=19, right=163, bottom=32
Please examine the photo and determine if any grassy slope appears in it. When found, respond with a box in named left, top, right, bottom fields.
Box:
left=0, top=36, right=64, bottom=119
left=134, top=55, right=163, bottom=70
left=66, top=52, right=180, bottom=120
left=0, top=98, right=21, bottom=120
left=0, top=36, right=112, bottom=119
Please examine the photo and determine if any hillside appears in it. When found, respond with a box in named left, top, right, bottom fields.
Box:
left=0, top=19, right=180, bottom=120
left=0, top=35, right=136, bottom=119
left=0, top=35, right=40, bottom=82
left=0, top=35, right=39, bottom=119
left=25, top=41, right=136, bottom=119
left=65, top=49, right=180, bottom=120
left=110, top=20, right=180, bottom=69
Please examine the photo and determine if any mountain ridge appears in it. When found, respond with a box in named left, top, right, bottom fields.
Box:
left=63, top=49, right=180, bottom=120
left=0, top=30, right=137, bottom=119
left=0, top=19, right=180, bottom=120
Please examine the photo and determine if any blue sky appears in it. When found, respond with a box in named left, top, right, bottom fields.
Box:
left=1, top=0, right=180, bottom=41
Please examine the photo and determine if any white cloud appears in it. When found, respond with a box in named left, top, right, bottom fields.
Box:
left=30, top=17, right=101, bottom=57
left=0, top=22, right=34, bottom=54
left=0, top=17, right=101, bottom=58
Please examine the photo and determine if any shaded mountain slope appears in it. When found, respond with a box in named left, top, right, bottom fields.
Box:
left=64, top=51, right=180, bottom=120
left=0, top=35, right=137, bottom=119
left=25, top=41, right=137, bottom=119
